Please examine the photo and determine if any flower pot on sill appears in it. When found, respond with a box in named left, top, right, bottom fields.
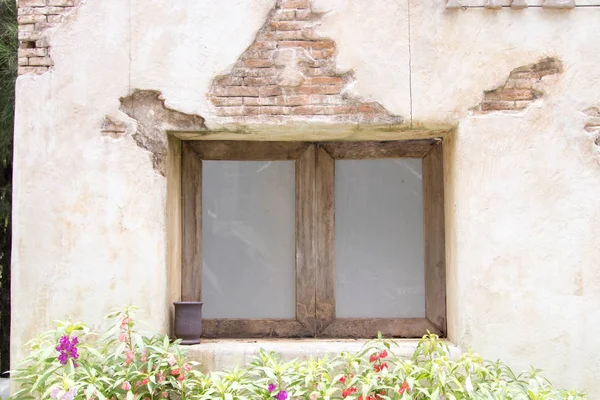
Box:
left=173, top=301, right=203, bottom=345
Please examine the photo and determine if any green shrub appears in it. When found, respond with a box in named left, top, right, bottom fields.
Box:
left=10, top=306, right=585, bottom=400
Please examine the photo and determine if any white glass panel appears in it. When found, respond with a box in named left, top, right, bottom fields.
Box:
left=335, top=159, right=425, bottom=318
left=202, top=161, right=295, bottom=319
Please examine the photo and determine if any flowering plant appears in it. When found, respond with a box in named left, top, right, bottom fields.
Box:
left=11, top=306, right=202, bottom=400
left=11, top=308, right=585, bottom=399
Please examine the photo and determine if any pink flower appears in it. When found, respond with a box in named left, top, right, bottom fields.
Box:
left=125, top=350, right=135, bottom=366
left=399, top=381, right=411, bottom=395
left=121, top=382, right=132, bottom=391
left=184, top=363, right=192, bottom=372
left=161, top=393, right=168, bottom=398
left=118, top=333, right=127, bottom=343
left=141, top=348, right=147, bottom=363
left=167, top=354, right=176, bottom=366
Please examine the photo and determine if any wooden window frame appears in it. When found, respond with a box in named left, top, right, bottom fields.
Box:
left=181, top=139, right=446, bottom=338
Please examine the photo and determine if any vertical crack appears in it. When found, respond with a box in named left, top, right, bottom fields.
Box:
left=407, top=0, right=413, bottom=127
left=128, top=0, right=132, bottom=93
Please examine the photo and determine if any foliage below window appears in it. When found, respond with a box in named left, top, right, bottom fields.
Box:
left=11, top=306, right=584, bottom=400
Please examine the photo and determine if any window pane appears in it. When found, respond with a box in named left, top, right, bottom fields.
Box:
left=202, top=161, right=295, bottom=319
left=335, top=159, right=425, bottom=318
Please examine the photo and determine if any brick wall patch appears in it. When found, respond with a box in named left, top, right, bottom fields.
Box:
left=476, top=57, right=563, bottom=113
left=17, top=0, right=79, bottom=75
left=208, top=0, right=403, bottom=125
left=118, top=90, right=206, bottom=176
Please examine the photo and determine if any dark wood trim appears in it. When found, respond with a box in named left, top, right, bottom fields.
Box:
left=202, top=319, right=314, bottom=338
left=423, top=142, right=446, bottom=335
left=180, top=140, right=447, bottom=338
left=319, top=318, right=442, bottom=338
left=315, top=147, right=335, bottom=334
left=295, top=146, right=317, bottom=334
left=320, top=140, right=437, bottom=160
left=186, top=140, right=310, bottom=160
left=181, top=143, right=203, bottom=302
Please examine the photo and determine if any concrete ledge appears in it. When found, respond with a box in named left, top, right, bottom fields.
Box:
left=184, top=339, right=462, bottom=372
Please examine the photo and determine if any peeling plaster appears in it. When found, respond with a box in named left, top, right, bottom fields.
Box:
left=119, top=90, right=206, bottom=176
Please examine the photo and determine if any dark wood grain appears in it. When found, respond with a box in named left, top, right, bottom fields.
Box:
left=295, top=146, right=317, bottom=334
left=202, top=319, right=314, bottom=338
left=319, top=318, right=442, bottom=338
left=181, top=144, right=203, bottom=302
left=320, top=140, right=437, bottom=159
left=187, top=141, right=310, bottom=160
left=315, top=147, right=335, bottom=334
left=423, top=142, right=447, bottom=335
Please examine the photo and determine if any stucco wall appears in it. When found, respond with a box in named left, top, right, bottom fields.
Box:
left=12, top=0, right=600, bottom=396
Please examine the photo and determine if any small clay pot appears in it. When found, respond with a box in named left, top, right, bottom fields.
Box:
left=173, top=301, right=203, bottom=345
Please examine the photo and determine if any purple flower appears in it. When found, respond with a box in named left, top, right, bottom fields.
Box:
left=276, top=391, right=288, bottom=400
left=268, top=383, right=276, bottom=393
left=55, top=335, right=79, bottom=367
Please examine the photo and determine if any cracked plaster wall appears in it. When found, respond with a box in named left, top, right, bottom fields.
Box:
left=11, top=0, right=600, bottom=396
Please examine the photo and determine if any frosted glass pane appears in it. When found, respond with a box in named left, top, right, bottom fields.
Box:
left=202, top=161, right=295, bottom=319
left=335, top=159, right=425, bottom=318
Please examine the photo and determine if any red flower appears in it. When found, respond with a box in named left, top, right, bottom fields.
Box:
left=379, top=349, right=388, bottom=359
left=339, top=375, right=347, bottom=383
left=142, top=378, right=149, bottom=385
left=177, top=374, right=185, bottom=381
left=342, top=387, right=357, bottom=398
left=399, top=381, right=411, bottom=394
left=369, top=353, right=379, bottom=363
left=171, top=368, right=180, bottom=376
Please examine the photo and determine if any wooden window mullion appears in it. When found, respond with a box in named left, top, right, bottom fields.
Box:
left=181, top=142, right=203, bottom=302
left=315, top=146, right=335, bottom=334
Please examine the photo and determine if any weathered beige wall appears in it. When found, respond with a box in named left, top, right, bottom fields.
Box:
left=12, top=0, right=600, bottom=396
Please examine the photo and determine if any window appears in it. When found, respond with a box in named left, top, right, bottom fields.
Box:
left=181, top=140, right=446, bottom=338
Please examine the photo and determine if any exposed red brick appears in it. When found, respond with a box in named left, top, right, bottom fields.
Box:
left=273, top=30, right=306, bottom=41
left=245, top=106, right=290, bottom=115
left=209, top=0, right=402, bottom=124
left=214, top=86, right=261, bottom=97
left=305, top=76, right=344, bottom=85
left=18, top=0, right=79, bottom=74
left=310, top=49, right=335, bottom=59
left=292, top=85, right=343, bottom=95
left=232, top=68, right=277, bottom=77
left=251, top=41, right=277, bottom=50
left=278, top=40, right=311, bottom=49
left=312, top=40, right=335, bottom=50
left=244, top=97, right=285, bottom=106
left=273, top=9, right=296, bottom=21
left=295, top=9, right=314, bottom=20
left=215, top=75, right=244, bottom=86
left=211, top=97, right=244, bottom=106
left=244, top=77, right=279, bottom=86
left=279, top=0, right=310, bottom=9
left=271, top=21, right=304, bottom=31
left=359, top=103, right=386, bottom=114
left=240, top=59, right=274, bottom=68
left=479, top=57, right=563, bottom=113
